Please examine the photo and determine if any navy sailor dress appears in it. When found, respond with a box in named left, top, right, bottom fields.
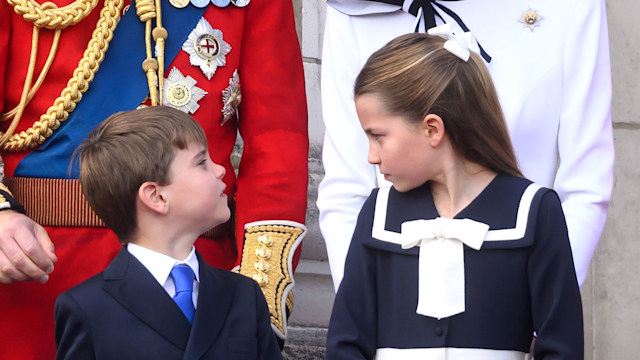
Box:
left=325, top=173, right=583, bottom=360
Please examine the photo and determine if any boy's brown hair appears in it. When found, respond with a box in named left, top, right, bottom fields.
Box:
left=355, top=33, right=522, bottom=177
left=77, top=106, right=207, bottom=243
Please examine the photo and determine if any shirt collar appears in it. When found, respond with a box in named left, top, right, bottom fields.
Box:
left=127, top=243, right=200, bottom=286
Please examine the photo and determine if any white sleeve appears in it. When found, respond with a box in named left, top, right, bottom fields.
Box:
left=555, top=0, right=614, bottom=286
left=317, top=6, right=379, bottom=290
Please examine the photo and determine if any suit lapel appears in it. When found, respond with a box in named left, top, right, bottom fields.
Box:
left=102, top=248, right=192, bottom=351
left=184, top=252, right=235, bottom=360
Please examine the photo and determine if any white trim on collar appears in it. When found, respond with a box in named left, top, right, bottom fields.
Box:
left=372, top=183, right=543, bottom=244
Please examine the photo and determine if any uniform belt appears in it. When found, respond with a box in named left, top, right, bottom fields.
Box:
left=3, top=177, right=230, bottom=239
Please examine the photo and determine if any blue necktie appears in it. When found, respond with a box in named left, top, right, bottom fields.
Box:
left=170, top=264, right=196, bottom=323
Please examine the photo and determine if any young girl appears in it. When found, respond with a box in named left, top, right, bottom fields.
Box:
left=325, top=29, right=583, bottom=360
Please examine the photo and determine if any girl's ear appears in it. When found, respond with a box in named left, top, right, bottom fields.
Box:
left=138, top=181, right=169, bottom=215
left=422, top=114, right=445, bottom=147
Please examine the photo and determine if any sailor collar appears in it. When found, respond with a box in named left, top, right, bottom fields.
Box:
left=370, top=179, right=545, bottom=249
left=369, top=178, right=544, bottom=319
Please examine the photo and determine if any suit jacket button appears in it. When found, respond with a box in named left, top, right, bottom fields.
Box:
left=434, top=326, right=443, bottom=336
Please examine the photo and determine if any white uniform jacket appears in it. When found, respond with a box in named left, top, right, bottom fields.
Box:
left=317, top=0, right=614, bottom=289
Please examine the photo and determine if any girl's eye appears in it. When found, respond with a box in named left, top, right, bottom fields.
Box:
left=199, top=159, right=207, bottom=166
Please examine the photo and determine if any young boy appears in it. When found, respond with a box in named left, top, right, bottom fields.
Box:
left=54, top=106, right=282, bottom=359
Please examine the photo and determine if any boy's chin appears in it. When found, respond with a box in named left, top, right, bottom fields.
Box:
left=211, top=207, right=232, bottom=227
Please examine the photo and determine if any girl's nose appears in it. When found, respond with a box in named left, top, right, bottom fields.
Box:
left=367, top=150, right=380, bottom=165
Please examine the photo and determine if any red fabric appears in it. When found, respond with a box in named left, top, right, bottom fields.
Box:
left=0, top=1, right=308, bottom=358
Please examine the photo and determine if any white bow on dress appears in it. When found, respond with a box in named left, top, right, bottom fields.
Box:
left=401, top=217, right=489, bottom=319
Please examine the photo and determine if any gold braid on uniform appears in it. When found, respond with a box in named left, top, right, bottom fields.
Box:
left=1, top=0, right=124, bottom=151
left=7, top=0, right=99, bottom=29
left=135, top=0, right=167, bottom=106
left=240, top=222, right=306, bottom=340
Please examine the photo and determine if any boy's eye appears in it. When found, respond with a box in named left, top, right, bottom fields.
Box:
left=199, top=159, right=207, bottom=166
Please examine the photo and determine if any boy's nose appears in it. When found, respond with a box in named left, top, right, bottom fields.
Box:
left=215, top=163, right=226, bottom=178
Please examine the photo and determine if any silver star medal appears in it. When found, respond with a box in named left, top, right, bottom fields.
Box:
left=183, top=18, right=232, bottom=80
left=517, top=7, right=543, bottom=31
left=163, top=67, right=208, bottom=114
left=221, top=70, right=241, bottom=125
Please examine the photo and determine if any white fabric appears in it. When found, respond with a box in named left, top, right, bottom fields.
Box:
left=484, top=183, right=542, bottom=241
left=371, top=184, right=542, bottom=245
left=375, top=347, right=529, bottom=360
left=329, top=0, right=399, bottom=15
left=427, top=23, right=480, bottom=61
left=318, top=0, right=614, bottom=290
left=127, top=243, right=200, bottom=308
left=401, top=217, right=489, bottom=319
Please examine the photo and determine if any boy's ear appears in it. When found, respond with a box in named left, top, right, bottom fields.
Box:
left=422, top=114, right=445, bottom=147
left=138, top=181, right=169, bottom=215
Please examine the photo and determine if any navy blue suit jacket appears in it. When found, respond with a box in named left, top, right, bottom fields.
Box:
left=54, top=248, right=282, bottom=360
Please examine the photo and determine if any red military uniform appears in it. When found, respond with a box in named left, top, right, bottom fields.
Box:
left=0, top=0, right=308, bottom=358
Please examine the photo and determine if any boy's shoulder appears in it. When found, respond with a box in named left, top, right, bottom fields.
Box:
left=201, top=261, right=261, bottom=294
left=63, top=271, right=106, bottom=296
left=55, top=270, right=109, bottom=315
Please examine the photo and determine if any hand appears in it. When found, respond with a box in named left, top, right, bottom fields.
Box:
left=0, top=210, right=57, bottom=284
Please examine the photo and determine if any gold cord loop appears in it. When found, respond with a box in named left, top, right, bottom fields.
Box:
left=1, top=0, right=124, bottom=152
left=134, top=0, right=156, bottom=22
left=0, top=26, right=40, bottom=147
left=1, top=29, right=61, bottom=123
left=135, top=0, right=165, bottom=106
left=7, top=0, right=100, bottom=30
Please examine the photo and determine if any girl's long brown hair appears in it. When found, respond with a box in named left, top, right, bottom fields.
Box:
left=355, top=33, right=522, bottom=177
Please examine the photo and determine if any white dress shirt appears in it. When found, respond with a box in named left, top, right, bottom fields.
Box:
left=127, top=243, right=200, bottom=308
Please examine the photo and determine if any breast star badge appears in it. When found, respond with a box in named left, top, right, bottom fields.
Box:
left=518, top=8, right=543, bottom=31
left=183, top=18, right=231, bottom=80
left=221, top=70, right=241, bottom=125
left=163, top=67, right=208, bottom=114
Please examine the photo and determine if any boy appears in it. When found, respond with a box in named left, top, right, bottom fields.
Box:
left=54, top=106, right=281, bottom=359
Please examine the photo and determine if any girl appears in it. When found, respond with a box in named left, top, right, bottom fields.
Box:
left=325, top=29, right=583, bottom=360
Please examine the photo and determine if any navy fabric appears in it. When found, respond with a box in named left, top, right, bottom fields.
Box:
left=54, top=249, right=282, bottom=360
left=326, top=174, right=583, bottom=359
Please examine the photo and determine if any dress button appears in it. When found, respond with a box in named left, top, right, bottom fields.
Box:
left=434, top=326, right=443, bottom=336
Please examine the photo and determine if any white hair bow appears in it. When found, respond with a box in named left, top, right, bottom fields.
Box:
left=427, top=23, right=481, bottom=62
